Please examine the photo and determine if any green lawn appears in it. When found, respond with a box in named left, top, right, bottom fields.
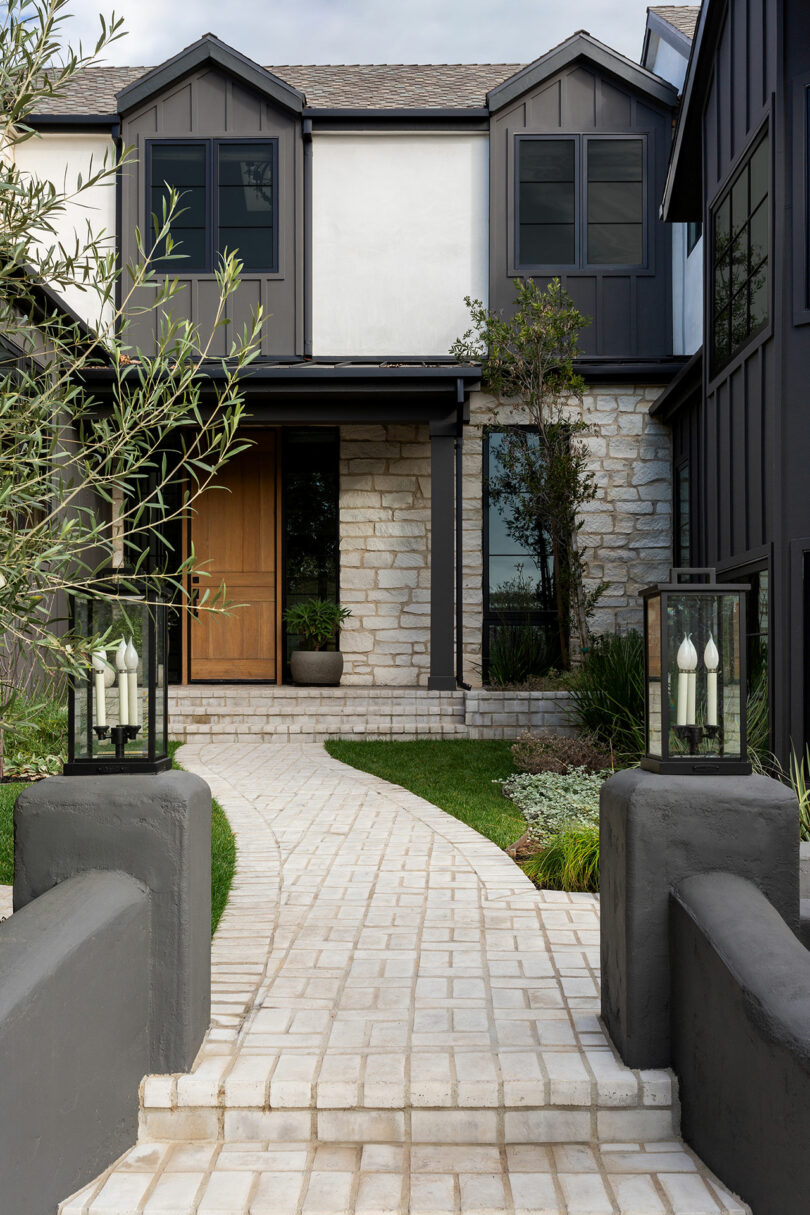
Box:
left=0, top=783, right=22, bottom=885
left=0, top=751, right=236, bottom=936
left=324, top=738, right=525, bottom=851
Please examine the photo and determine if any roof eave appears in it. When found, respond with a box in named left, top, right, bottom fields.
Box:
left=116, top=34, right=304, bottom=116
left=487, top=30, right=679, bottom=113
left=661, top=0, right=722, bottom=222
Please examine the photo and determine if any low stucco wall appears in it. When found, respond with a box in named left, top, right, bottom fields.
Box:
left=0, top=870, right=150, bottom=1214
left=671, top=871, right=810, bottom=1215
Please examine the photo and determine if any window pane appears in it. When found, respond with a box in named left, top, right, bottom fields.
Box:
left=749, top=260, right=769, bottom=330
left=150, top=144, right=206, bottom=187
left=714, top=259, right=730, bottom=314
left=519, top=223, right=575, bottom=265
left=730, top=285, right=748, bottom=349
left=588, top=139, right=642, bottom=181
left=519, top=139, right=574, bottom=183
left=731, top=171, right=749, bottom=237
left=714, top=195, right=731, bottom=255
left=151, top=186, right=206, bottom=229
left=713, top=307, right=730, bottom=363
left=587, top=223, right=643, bottom=264
left=587, top=181, right=642, bottom=223
left=749, top=138, right=769, bottom=209
left=156, top=228, right=206, bottom=268
left=749, top=199, right=768, bottom=265
left=217, top=143, right=275, bottom=271
left=520, top=181, right=575, bottom=225
left=218, top=228, right=274, bottom=268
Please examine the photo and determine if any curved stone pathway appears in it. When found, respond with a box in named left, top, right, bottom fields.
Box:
left=61, top=743, right=747, bottom=1214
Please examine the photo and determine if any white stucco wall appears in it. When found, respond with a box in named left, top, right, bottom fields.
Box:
left=312, top=132, right=489, bottom=356
left=13, top=132, right=116, bottom=332
left=672, top=222, right=704, bottom=356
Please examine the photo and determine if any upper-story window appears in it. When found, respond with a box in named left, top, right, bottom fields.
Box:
left=710, top=131, right=769, bottom=373
left=686, top=221, right=702, bottom=256
left=148, top=140, right=278, bottom=274
left=516, top=135, right=645, bottom=270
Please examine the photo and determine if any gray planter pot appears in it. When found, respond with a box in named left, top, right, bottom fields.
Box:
left=290, top=649, right=344, bottom=686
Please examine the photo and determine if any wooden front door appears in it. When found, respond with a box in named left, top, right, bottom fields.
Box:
left=189, top=432, right=278, bottom=681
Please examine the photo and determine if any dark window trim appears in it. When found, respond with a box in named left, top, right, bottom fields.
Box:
left=706, top=118, right=772, bottom=387
left=792, top=75, right=810, bottom=325
left=512, top=132, right=649, bottom=275
left=481, top=424, right=561, bottom=679
left=145, top=137, right=279, bottom=276
left=674, top=456, right=691, bottom=566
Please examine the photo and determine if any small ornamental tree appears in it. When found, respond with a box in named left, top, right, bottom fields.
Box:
left=451, top=277, right=603, bottom=668
left=0, top=0, right=264, bottom=743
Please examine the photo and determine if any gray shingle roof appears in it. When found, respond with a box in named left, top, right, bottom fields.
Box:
left=648, top=6, right=701, bottom=39
left=32, top=61, right=524, bottom=115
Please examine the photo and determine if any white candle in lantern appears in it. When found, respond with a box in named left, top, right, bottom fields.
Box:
left=125, top=637, right=140, bottom=726
left=115, top=638, right=129, bottom=726
left=91, top=651, right=107, bottom=728
left=705, top=633, right=720, bottom=727
left=677, top=634, right=698, bottom=725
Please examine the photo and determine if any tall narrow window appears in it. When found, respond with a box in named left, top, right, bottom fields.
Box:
left=674, top=460, right=690, bottom=565
left=150, top=143, right=208, bottom=271
left=711, top=131, right=769, bottom=372
left=686, top=220, right=703, bottom=256
left=148, top=139, right=278, bottom=274
left=517, top=138, right=576, bottom=267
left=586, top=138, right=644, bottom=265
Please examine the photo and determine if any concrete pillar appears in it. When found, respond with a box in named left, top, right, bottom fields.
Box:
left=600, top=767, right=799, bottom=1069
left=14, top=771, right=212, bottom=1074
left=428, top=418, right=456, bottom=691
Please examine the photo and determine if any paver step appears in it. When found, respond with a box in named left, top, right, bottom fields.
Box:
left=61, top=1139, right=750, bottom=1214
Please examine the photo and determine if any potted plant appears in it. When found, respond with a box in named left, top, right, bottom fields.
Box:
left=283, top=599, right=352, bottom=686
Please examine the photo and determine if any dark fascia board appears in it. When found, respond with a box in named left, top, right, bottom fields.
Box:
left=115, top=34, right=304, bottom=116
left=661, top=0, right=724, bottom=221
left=649, top=347, right=703, bottom=419
left=25, top=113, right=120, bottom=133
left=487, top=30, right=679, bottom=113
left=645, top=9, right=694, bottom=62
left=78, top=361, right=482, bottom=387
left=304, top=106, right=490, bottom=131
left=575, top=356, right=689, bottom=384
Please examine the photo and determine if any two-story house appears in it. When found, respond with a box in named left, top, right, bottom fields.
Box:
left=18, top=26, right=684, bottom=697
left=651, top=0, right=810, bottom=763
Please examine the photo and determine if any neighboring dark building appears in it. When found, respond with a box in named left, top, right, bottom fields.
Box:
left=657, top=0, right=810, bottom=763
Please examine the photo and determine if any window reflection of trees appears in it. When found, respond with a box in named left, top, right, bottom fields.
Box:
left=712, top=134, right=769, bottom=370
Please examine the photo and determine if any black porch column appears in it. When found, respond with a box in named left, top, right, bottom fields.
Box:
left=428, top=418, right=456, bottom=690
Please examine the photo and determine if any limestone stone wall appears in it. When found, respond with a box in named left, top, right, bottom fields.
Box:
left=339, top=386, right=672, bottom=687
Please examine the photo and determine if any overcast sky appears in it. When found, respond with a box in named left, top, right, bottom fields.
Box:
left=62, top=0, right=661, bottom=68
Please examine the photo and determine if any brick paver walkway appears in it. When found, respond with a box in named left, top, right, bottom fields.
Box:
left=61, top=743, right=748, bottom=1214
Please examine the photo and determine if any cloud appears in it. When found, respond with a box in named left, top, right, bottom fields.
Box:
left=63, top=0, right=655, bottom=68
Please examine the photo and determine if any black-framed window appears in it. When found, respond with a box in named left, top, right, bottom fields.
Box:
left=674, top=460, right=690, bottom=565
left=148, top=139, right=278, bottom=274
left=516, top=135, right=645, bottom=270
left=686, top=220, right=702, bottom=256
left=483, top=428, right=563, bottom=679
left=710, top=131, right=769, bottom=373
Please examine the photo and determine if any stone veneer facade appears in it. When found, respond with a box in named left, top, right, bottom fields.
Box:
left=339, top=386, right=672, bottom=687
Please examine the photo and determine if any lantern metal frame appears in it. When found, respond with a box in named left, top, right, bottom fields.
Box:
left=640, top=566, right=752, bottom=776
left=64, top=575, right=171, bottom=775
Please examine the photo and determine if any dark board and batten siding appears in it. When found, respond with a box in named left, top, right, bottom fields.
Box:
left=489, top=62, right=674, bottom=359
left=121, top=67, right=303, bottom=357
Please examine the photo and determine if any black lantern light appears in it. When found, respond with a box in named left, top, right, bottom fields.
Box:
left=65, top=576, right=170, bottom=774
left=640, top=567, right=751, bottom=775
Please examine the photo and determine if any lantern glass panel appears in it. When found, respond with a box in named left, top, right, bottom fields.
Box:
left=646, top=594, right=663, bottom=757
left=665, top=590, right=743, bottom=761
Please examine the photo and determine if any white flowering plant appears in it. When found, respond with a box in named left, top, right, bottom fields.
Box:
left=502, top=767, right=608, bottom=843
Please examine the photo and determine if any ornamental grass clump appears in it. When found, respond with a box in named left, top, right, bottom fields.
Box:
left=502, top=767, right=607, bottom=844
left=523, top=823, right=600, bottom=893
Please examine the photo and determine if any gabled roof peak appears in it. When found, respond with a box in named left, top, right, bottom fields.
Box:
left=115, top=32, right=304, bottom=116
left=487, top=28, right=678, bottom=113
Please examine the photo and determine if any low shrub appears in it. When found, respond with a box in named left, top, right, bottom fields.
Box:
left=523, top=823, right=599, bottom=893
left=487, top=623, right=555, bottom=687
left=502, top=766, right=607, bottom=843
left=568, top=630, right=645, bottom=762
left=511, top=729, right=612, bottom=775
left=2, top=694, right=67, bottom=779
